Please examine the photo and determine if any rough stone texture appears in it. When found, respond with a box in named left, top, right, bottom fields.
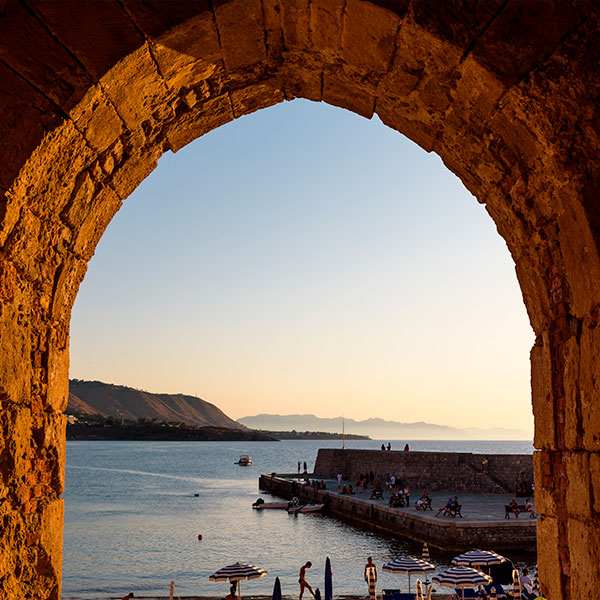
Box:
left=0, top=1, right=599, bottom=598
left=313, top=449, right=533, bottom=494
left=259, top=474, right=537, bottom=551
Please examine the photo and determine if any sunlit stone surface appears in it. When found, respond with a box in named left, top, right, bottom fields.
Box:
left=0, top=2, right=599, bottom=598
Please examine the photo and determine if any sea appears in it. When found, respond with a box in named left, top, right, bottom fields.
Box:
left=61, top=439, right=535, bottom=599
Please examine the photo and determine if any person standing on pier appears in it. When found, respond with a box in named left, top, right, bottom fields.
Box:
left=364, top=557, right=377, bottom=600
left=298, top=561, right=315, bottom=600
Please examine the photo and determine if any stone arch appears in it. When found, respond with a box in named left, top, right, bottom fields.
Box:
left=0, top=1, right=599, bottom=598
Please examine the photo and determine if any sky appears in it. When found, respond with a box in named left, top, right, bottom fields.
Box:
left=69, top=99, right=535, bottom=434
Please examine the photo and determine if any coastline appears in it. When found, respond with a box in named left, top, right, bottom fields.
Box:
left=65, top=595, right=452, bottom=600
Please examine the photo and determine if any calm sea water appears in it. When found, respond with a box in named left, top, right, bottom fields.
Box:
left=62, top=439, right=534, bottom=599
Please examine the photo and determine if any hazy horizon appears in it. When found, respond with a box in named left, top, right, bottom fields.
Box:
left=69, top=100, right=535, bottom=435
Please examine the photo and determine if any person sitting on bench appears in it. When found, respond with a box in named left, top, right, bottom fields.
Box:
left=436, top=496, right=454, bottom=517
left=416, top=491, right=430, bottom=510
left=509, top=498, right=520, bottom=518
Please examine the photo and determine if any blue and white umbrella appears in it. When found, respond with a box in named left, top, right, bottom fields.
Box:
left=532, top=566, right=540, bottom=596
left=512, top=569, right=521, bottom=600
left=210, top=562, right=267, bottom=600
left=422, top=543, right=430, bottom=561
left=452, top=549, right=507, bottom=574
left=432, top=566, right=492, bottom=599
left=383, top=557, right=435, bottom=593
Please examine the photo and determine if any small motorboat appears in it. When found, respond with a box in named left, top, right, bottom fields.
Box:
left=288, top=503, right=325, bottom=514
left=252, top=498, right=290, bottom=510
left=236, top=454, right=252, bottom=466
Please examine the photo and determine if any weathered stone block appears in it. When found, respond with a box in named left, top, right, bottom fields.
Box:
left=342, top=1, right=399, bottom=72
left=166, top=94, right=234, bottom=153
left=537, top=516, right=564, bottom=600
left=323, top=74, right=374, bottom=119
left=152, top=12, right=222, bottom=89
left=70, top=86, right=123, bottom=154
left=230, top=82, right=285, bottom=118
left=214, top=0, right=266, bottom=72
left=101, top=44, right=171, bottom=130
left=530, top=332, right=556, bottom=449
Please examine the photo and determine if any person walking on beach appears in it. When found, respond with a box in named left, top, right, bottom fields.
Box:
left=299, top=561, right=315, bottom=600
left=364, top=556, right=377, bottom=600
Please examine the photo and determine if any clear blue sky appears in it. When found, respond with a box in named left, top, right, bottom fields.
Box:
left=69, top=100, right=534, bottom=434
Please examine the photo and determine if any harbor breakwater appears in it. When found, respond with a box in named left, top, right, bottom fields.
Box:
left=313, top=448, right=534, bottom=494
left=259, top=449, right=536, bottom=551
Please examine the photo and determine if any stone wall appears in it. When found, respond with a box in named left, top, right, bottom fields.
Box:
left=313, top=449, right=533, bottom=494
left=259, top=474, right=536, bottom=551
left=0, top=2, right=599, bottom=599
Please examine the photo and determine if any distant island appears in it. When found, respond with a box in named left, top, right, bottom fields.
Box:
left=257, top=429, right=369, bottom=440
left=238, top=413, right=533, bottom=441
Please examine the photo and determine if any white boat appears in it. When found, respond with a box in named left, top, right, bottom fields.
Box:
left=288, top=503, right=325, bottom=514
left=236, top=454, right=252, bottom=466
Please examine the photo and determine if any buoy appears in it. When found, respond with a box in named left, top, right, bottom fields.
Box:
left=197, top=534, right=202, bottom=540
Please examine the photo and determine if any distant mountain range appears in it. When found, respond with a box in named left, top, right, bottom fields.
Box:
left=237, top=414, right=532, bottom=440
left=68, top=379, right=243, bottom=429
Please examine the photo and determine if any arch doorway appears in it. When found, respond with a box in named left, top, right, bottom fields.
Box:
left=0, top=2, right=598, bottom=599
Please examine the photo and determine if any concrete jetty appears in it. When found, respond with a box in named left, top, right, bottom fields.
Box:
left=258, top=449, right=536, bottom=552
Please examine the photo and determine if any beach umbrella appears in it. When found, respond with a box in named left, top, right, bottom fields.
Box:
left=512, top=569, right=522, bottom=600
left=383, top=556, right=435, bottom=593
left=209, top=562, right=267, bottom=600
left=415, top=578, right=424, bottom=600
left=452, top=549, right=507, bottom=574
left=421, top=543, right=431, bottom=586
left=532, top=566, right=540, bottom=597
left=315, top=589, right=321, bottom=600
left=272, top=577, right=282, bottom=600
left=432, top=566, right=492, bottom=600
left=324, top=556, right=333, bottom=600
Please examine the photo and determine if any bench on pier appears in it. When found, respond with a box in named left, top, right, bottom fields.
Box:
left=415, top=497, right=432, bottom=511
left=448, top=503, right=463, bottom=518
left=370, top=489, right=384, bottom=500
left=504, top=504, right=528, bottom=518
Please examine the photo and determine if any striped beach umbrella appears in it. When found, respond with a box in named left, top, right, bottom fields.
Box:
left=383, top=557, right=435, bottom=593
left=512, top=569, right=522, bottom=600
left=532, top=566, right=540, bottom=596
left=452, top=549, right=507, bottom=569
left=209, top=562, right=267, bottom=600
left=432, top=566, right=492, bottom=600
left=421, top=543, right=431, bottom=587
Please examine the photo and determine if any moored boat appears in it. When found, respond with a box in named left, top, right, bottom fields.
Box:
left=288, top=503, right=325, bottom=514
left=236, top=454, right=252, bottom=466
